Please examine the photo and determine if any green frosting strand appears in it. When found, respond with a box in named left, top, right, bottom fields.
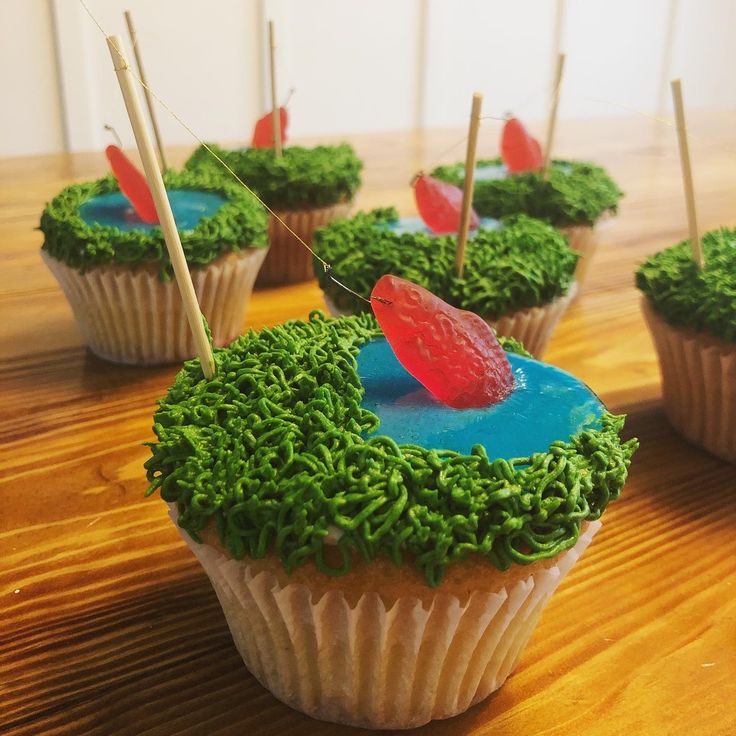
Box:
left=145, top=313, right=637, bottom=587
left=313, top=209, right=578, bottom=318
left=431, top=158, right=622, bottom=227
left=40, top=168, right=268, bottom=280
left=635, top=227, right=736, bottom=343
left=185, top=143, right=362, bottom=210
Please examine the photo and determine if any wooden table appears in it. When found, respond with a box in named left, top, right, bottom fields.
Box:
left=2, top=116, right=735, bottom=736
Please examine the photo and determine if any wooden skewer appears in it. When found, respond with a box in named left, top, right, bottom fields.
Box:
left=268, top=20, right=282, bottom=157
left=106, top=35, right=215, bottom=378
left=542, top=52, right=565, bottom=178
left=455, top=92, right=483, bottom=278
left=124, top=11, right=168, bottom=172
left=670, top=79, right=704, bottom=268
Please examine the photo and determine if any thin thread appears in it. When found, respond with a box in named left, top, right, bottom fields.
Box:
left=81, top=0, right=377, bottom=306
left=103, top=124, right=122, bottom=148
left=282, top=87, right=295, bottom=108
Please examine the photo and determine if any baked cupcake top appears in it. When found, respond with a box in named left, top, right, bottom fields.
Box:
left=40, top=168, right=268, bottom=279
left=146, top=312, right=637, bottom=587
left=185, top=143, right=362, bottom=210
left=313, top=208, right=578, bottom=318
left=431, top=158, right=622, bottom=227
left=636, top=227, right=736, bottom=343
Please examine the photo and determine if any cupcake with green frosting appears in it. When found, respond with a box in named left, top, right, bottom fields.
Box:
left=636, top=228, right=736, bottom=462
left=431, top=158, right=622, bottom=285
left=146, top=311, right=637, bottom=729
left=313, top=208, right=578, bottom=357
left=185, top=143, right=362, bottom=286
left=40, top=168, right=268, bottom=365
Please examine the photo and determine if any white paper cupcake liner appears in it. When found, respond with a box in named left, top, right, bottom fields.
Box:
left=489, top=282, right=577, bottom=358
left=324, top=283, right=576, bottom=359
left=560, top=224, right=597, bottom=286
left=174, top=509, right=600, bottom=730
left=641, top=297, right=736, bottom=463
left=42, top=247, right=267, bottom=366
left=257, top=202, right=352, bottom=286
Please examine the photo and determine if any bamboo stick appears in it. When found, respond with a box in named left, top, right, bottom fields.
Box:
left=670, top=79, right=704, bottom=267
left=455, top=92, right=483, bottom=278
left=542, top=53, right=565, bottom=178
left=124, top=11, right=168, bottom=172
left=268, top=21, right=282, bottom=156
left=106, top=35, right=215, bottom=378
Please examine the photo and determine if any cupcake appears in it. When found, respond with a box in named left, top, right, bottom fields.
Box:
left=636, top=227, right=736, bottom=462
left=146, top=311, right=637, bottom=729
left=313, top=208, right=578, bottom=357
left=431, top=157, right=622, bottom=285
left=40, top=168, right=268, bottom=366
left=185, top=143, right=362, bottom=286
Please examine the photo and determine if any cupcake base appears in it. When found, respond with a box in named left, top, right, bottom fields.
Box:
left=641, top=298, right=736, bottom=463
left=175, top=511, right=600, bottom=730
left=42, top=247, right=267, bottom=366
left=324, top=283, right=576, bottom=359
left=257, top=202, right=351, bottom=286
left=561, top=224, right=597, bottom=286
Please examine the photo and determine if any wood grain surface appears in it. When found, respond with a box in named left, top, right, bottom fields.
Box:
left=2, top=114, right=735, bottom=736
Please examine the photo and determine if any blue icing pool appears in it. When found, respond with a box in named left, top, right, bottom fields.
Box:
left=78, top=190, right=226, bottom=232
left=461, top=162, right=574, bottom=181
left=474, top=163, right=510, bottom=181
left=376, top=216, right=501, bottom=236
left=357, top=338, right=603, bottom=459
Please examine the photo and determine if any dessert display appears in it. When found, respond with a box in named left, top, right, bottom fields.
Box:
left=13, top=13, right=736, bottom=735
left=313, top=207, right=578, bottom=357
left=146, top=309, right=637, bottom=729
left=40, top=165, right=268, bottom=365
left=431, top=116, right=623, bottom=284
left=185, top=142, right=362, bottom=285
left=636, top=227, right=736, bottom=462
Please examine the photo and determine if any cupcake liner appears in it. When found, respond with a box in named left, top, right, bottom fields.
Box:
left=42, top=247, right=267, bottom=366
left=325, top=283, right=576, bottom=359
left=490, top=282, right=577, bottom=358
left=560, top=224, right=597, bottom=286
left=641, top=297, right=736, bottom=463
left=257, top=202, right=352, bottom=286
left=174, top=507, right=600, bottom=730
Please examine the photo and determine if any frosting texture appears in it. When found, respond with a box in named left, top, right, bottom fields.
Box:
left=146, top=313, right=637, bottom=586
left=636, top=227, right=736, bottom=343
left=185, top=143, right=362, bottom=210
left=431, top=158, right=622, bottom=227
left=314, top=209, right=578, bottom=317
left=40, top=169, right=268, bottom=279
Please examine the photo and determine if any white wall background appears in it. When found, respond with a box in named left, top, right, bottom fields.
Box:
left=0, top=0, right=734, bottom=157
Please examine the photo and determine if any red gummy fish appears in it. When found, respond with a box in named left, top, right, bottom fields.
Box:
left=105, top=145, right=159, bottom=225
left=501, top=117, right=543, bottom=173
left=251, top=107, right=288, bottom=148
left=371, top=275, right=513, bottom=409
left=414, top=174, right=480, bottom=234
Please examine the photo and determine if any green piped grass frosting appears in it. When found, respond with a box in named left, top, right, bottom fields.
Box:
left=184, top=143, right=362, bottom=211
left=636, top=227, right=736, bottom=343
left=431, top=158, right=622, bottom=227
left=145, top=312, right=637, bottom=587
left=40, top=168, right=268, bottom=279
left=313, top=209, right=578, bottom=317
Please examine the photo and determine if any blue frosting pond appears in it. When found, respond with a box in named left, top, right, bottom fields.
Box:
left=357, top=338, right=603, bottom=459
left=458, top=162, right=574, bottom=181
left=78, top=190, right=226, bottom=232
left=376, top=216, right=501, bottom=236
